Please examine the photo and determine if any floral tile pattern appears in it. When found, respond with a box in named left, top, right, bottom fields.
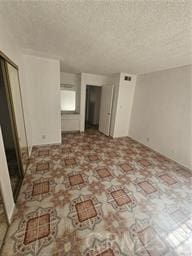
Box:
left=24, top=178, right=55, bottom=202
left=38, top=150, right=50, bottom=157
left=68, top=194, right=103, bottom=230
left=159, top=174, right=177, bottom=185
left=87, top=154, right=100, bottom=162
left=64, top=158, right=77, bottom=167
left=96, top=167, right=111, bottom=178
left=84, top=238, right=128, bottom=256
left=36, top=162, right=50, bottom=173
left=1, top=130, right=192, bottom=255
left=119, top=163, right=134, bottom=173
left=32, top=182, right=49, bottom=196
left=13, top=207, right=59, bottom=255
left=95, top=167, right=114, bottom=182
left=137, top=180, right=157, bottom=195
left=107, top=185, right=136, bottom=211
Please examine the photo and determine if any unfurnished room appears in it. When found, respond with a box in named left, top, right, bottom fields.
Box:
left=0, top=1, right=191, bottom=255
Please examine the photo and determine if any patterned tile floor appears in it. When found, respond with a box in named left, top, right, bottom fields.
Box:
left=1, top=131, right=192, bottom=256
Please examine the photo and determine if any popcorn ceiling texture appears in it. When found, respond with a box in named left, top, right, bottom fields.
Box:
left=0, top=1, right=191, bottom=74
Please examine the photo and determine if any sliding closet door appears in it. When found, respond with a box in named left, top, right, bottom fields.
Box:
left=0, top=59, right=23, bottom=198
left=6, top=63, right=29, bottom=173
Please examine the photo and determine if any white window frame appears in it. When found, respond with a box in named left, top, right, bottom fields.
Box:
left=60, top=88, right=76, bottom=113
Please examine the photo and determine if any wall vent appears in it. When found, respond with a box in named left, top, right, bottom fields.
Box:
left=124, top=76, right=131, bottom=81
left=60, top=83, right=74, bottom=89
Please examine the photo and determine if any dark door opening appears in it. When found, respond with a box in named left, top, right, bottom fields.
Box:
left=85, top=85, right=101, bottom=130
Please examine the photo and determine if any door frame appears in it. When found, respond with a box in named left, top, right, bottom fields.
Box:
left=0, top=50, right=18, bottom=70
left=84, top=83, right=114, bottom=135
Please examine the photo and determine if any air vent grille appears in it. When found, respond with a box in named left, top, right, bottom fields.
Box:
left=124, top=76, right=131, bottom=81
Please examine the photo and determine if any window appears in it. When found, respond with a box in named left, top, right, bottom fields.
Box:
left=60, top=90, right=76, bottom=111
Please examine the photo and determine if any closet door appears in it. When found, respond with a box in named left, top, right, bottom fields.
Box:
left=6, top=63, right=29, bottom=174
left=0, top=58, right=23, bottom=199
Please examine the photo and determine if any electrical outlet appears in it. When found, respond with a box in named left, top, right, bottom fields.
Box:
left=42, top=135, right=46, bottom=139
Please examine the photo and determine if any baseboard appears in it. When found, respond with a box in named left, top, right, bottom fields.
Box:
left=128, top=136, right=192, bottom=172
left=32, top=142, right=62, bottom=148
left=62, top=130, right=80, bottom=134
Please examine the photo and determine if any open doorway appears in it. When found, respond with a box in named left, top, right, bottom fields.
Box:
left=85, top=84, right=114, bottom=136
left=85, top=85, right=101, bottom=130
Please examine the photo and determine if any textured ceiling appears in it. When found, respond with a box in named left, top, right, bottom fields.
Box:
left=0, top=1, right=191, bottom=74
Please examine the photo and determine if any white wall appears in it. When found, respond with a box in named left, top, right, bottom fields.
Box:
left=80, top=73, right=114, bottom=132
left=61, top=114, right=80, bottom=132
left=0, top=15, right=22, bottom=68
left=130, top=65, right=192, bottom=169
left=60, top=72, right=80, bottom=85
left=112, top=73, right=137, bottom=138
left=0, top=15, right=32, bottom=152
left=23, top=54, right=61, bottom=146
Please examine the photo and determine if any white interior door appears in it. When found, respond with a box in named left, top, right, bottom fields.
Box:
left=99, top=85, right=114, bottom=136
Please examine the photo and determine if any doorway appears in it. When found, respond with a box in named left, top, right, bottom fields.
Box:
left=85, top=85, right=101, bottom=130
left=85, top=84, right=114, bottom=136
